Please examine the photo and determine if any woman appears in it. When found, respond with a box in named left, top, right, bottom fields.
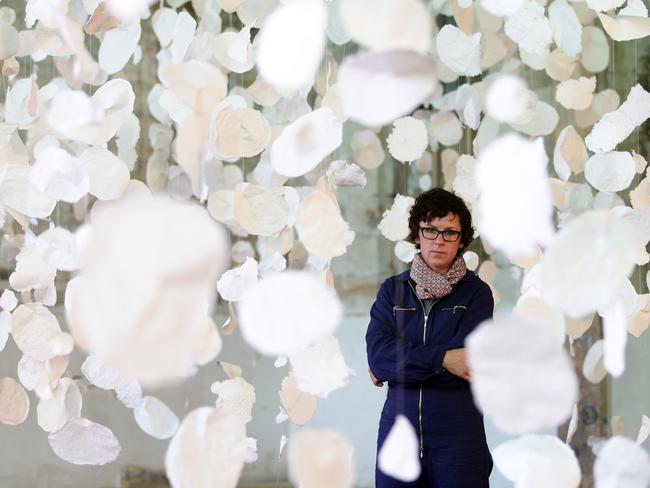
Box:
left=366, top=188, right=493, bottom=487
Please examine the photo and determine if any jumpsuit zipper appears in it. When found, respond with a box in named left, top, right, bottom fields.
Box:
left=408, top=281, right=438, bottom=459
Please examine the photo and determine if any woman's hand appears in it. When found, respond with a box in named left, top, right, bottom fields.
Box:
left=442, top=348, right=471, bottom=382
left=368, top=368, right=384, bottom=387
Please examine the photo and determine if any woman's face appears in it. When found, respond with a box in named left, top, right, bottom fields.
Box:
left=415, top=212, right=464, bottom=274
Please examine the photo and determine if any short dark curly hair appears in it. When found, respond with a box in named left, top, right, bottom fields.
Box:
left=407, top=188, right=474, bottom=253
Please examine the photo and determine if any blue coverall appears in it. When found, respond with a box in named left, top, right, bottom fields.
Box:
left=366, top=268, right=494, bottom=487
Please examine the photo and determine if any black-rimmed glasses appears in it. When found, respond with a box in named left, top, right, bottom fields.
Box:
left=419, top=227, right=461, bottom=242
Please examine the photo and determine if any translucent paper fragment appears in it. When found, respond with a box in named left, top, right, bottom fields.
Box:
left=467, top=316, right=578, bottom=434
left=0, top=377, right=30, bottom=425
left=233, top=183, right=289, bottom=236
left=238, top=271, right=342, bottom=356
left=48, top=418, right=121, bottom=466
left=279, top=374, right=317, bottom=426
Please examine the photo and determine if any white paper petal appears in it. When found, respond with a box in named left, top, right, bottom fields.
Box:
left=217, top=257, right=259, bottom=303
left=387, top=117, right=428, bottom=163
left=134, top=395, right=179, bottom=440
left=436, top=25, right=481, bottom=76
left=556, top=77, right=596, bottom=111
left=98, top=21, right=141, bottom=75
left=637, top=415, right=650, bottom=445
left=11, top=303, right=73, bottom=361
left=584, top=151, right=636, bottom=192
left=377, top=415, right=421, bottom=482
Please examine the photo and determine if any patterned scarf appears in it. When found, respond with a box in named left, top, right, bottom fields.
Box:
left=410, top=253, right=467, bottom=300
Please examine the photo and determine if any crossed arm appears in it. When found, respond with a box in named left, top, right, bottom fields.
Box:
left=365, top=280, right=494, bottom=387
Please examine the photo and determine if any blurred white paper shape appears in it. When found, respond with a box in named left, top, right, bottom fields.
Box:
left=548, top=0, right=582, bottom=57
left=340, top=0, right=431, bottom=54
left=540, top=210, right=640, bottom=318
left=270, top=108, right=342, bottom=178
left=493, top=434, right=581, bottom=488
left=37, top=377, right=82, bottom=433
left=594, top=436, right=650, bottom=488
left=485, top=75, right=537, bottom=125
left=238, top=271, right=342, bottom=356
left=66, top=197, right=229, bottom=387
left=378, top=415, right=421, bottom=482
left=337, top=50, right=438, bottom=127
left=288, top=429, right=355, bottom=488
left=256, top=0, right=326, bottom=91
left=165, top=407, right=247, bottom=488
left=476, top=134, right=554, bottom=257
left=467, top=316, right=578, bottom=434
left=598, top=12, right=650, bottom=41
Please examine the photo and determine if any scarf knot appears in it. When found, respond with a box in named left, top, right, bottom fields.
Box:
left=410, top=253, right=467, bottom=300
